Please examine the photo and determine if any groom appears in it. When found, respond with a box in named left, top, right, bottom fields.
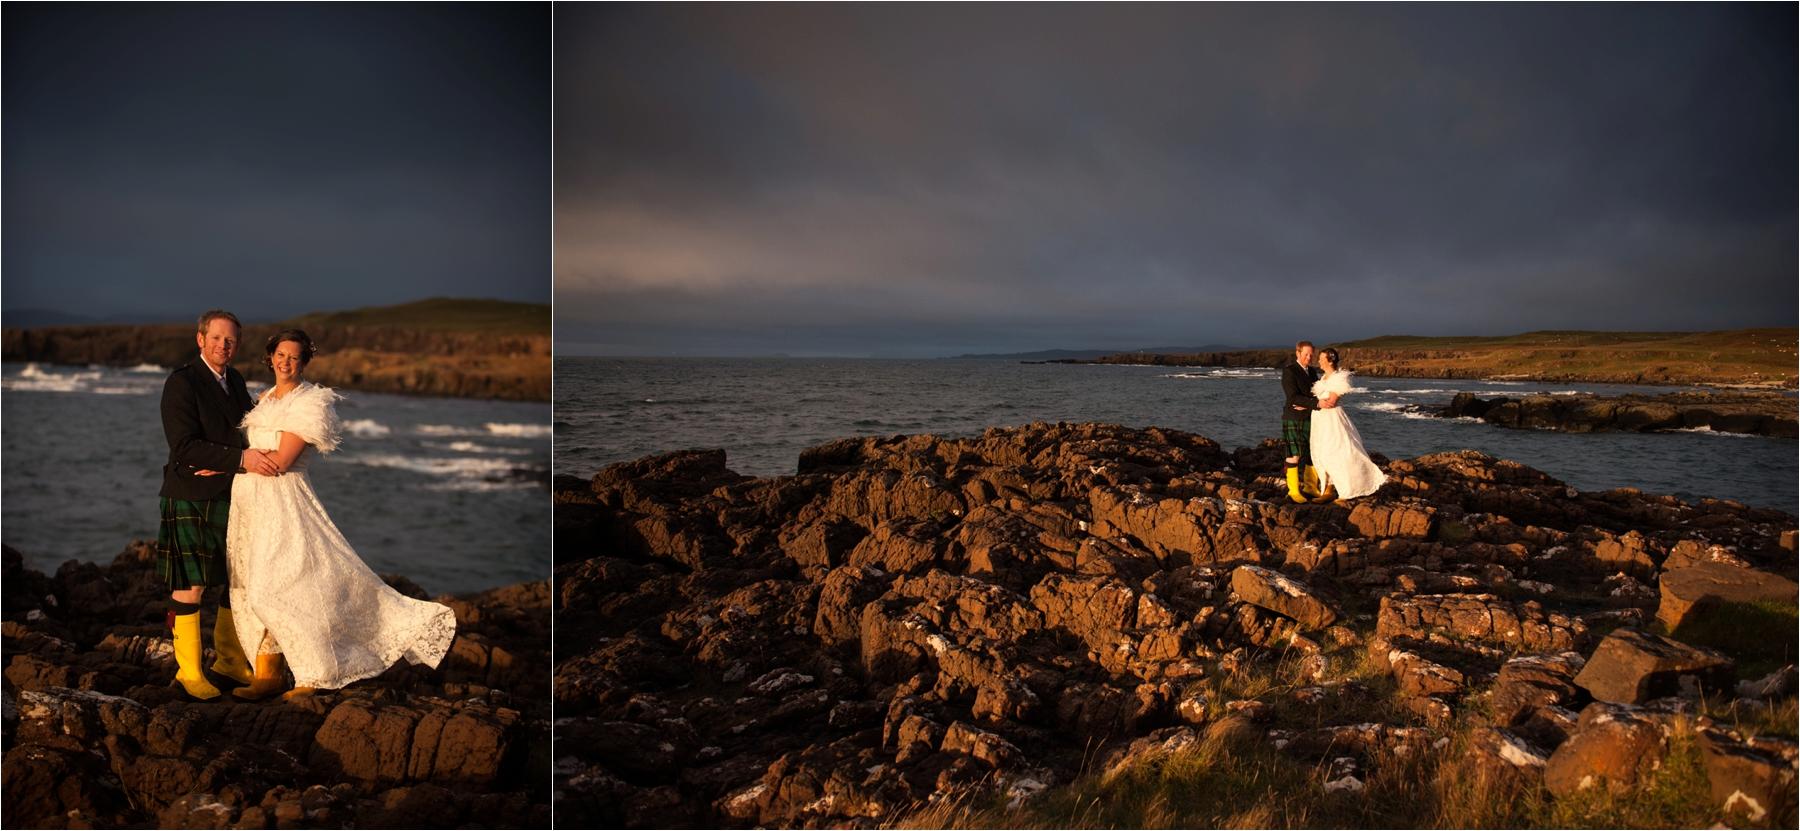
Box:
left=157, top=309, right=278, bottom=699
left=1280, top=340, right=1339, bottom=503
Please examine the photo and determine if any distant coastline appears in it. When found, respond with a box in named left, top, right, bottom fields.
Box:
left=2, top=298, right=550, bottom=402
left=1054, top=328, right=1797, bottom=390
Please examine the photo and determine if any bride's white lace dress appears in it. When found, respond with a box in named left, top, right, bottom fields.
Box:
left=226, top=382, right=456, bottom=689
left=1310, top=371, right=1388, bottom=500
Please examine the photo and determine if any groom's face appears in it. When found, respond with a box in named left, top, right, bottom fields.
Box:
left=197, top=319, right=240, bottom=369
left=1296, top=345, right=1315, bottom=366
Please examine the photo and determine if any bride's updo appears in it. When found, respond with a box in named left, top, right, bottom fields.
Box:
left=1319, top=347, right=1341, bottom=369
left=264, top=328, right=317, bottom=369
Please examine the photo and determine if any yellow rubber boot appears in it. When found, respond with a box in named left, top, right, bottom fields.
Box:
left=1301, top=465, right=1322, bottom=498
left=211, top=608, right=253, bottom=685
left=232, top=652, right=290, bottom=701
left=1285, top=466, right=1308, bottom=503
left=172, top=612, right=222, bottom=700
left=1311, top=477, right=1339, bottom=503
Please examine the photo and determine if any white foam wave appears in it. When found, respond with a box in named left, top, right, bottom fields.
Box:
left=1482, top=380, right=1527, bottom=386
left=485, top=423, right=552, bottom=438
left=1358, top=402, right=1412, bottom=412
left=345, top=453, right=517, bottom=476
left=1673, top=426, right=1754, bottom=438
left=1162, top=369, right=1276, bottom=380
left=414, top=424, right=475, bottom=437
left=342, top=419, right=392, bottom=438
left=4, top=364, right=158, bottom=395
left=425, top=440, right=534, bottom=456
left=424, top=479, right=536, bottom=493
left=1377, top=388, right=1460, bottom=395
left=127, top=363, right=166, bottom=374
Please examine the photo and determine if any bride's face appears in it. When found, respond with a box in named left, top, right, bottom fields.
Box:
left=271, top=340, right=305, bottom=383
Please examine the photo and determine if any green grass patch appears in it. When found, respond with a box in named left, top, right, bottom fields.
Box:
left=1534, top=730, right=1717, bottom=829
left=1669, top=599, right=1799, bottom=680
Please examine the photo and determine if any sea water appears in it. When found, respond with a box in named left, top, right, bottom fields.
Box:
left=2, top=362, right=549, bottom=595
left=556, top=357, right=1797, bottom=512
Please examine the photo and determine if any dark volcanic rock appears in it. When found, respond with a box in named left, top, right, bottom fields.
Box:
left=1, top=544, right=551, bottom=828
left=554, top=421, right=1799, bottom=827
left=1573, top=628, right=1735, bottom=705
left=1440, top=391, right=1798, bottom=438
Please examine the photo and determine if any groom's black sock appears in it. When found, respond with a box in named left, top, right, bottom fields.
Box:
left=218, top=589, right=231, bottom=610
left=167, top=599, right=201, bottom=629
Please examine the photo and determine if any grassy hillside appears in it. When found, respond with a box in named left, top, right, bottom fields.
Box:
left=1, top=298, right=551, bottom=401
left=1084, top=328, right=1797, bottom=388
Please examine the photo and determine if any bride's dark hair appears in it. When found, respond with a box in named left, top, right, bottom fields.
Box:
left=1319, top=347, right=1341, bottom=369
left=265, top=329, right=317, bottom=369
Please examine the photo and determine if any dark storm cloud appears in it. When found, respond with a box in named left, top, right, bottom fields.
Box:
left=556, top=4, right=1796, bottom=357
left=3, top=3, right=549, bottom=324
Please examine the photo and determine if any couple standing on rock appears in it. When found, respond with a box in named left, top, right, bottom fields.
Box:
left=158, top=309, right=456, bottom=701
left=1280, top=340, right=1387, bottom=503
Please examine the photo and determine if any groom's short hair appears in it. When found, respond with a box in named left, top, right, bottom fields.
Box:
left=1295, top=340, right=1314, bottom=350
left=197, top=310, right=241, bottom=333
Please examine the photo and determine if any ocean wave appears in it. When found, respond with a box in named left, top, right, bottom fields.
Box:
left=127, top=363, right=166, bottom=374
left=340, top=453, right=545, bottom=490
left=5, top=364, right=158, bottom=395
left=1357, top=402, right=1412, bottom=412
left=414, top=424, right=474, bottom=437
left=415, top=423, right=549, bottom=439
left=423, top=479, right=537, bottom=492
left=1162, top=369, right=1277, bottom=380
left=1672, top=426, right=1754, bottom=438
left=425, top=440, right=535, bottom=456
left=486, top=423, right=552, bottom=439
left=1376, top=388, right=1460, bottom=395
left=1481, top=380, right=1527, bottom=386
left=342, top=419, right=392, bottom=438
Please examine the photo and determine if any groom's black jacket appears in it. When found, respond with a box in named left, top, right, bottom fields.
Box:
left=160, top=360, right=254, bottom=501
left=1280, top=360, right=1321, bottom=422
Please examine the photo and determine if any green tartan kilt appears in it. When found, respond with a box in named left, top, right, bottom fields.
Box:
left=156, top=497, right=230, bottom=591
left=1281, top=418, right=1312, bottom=462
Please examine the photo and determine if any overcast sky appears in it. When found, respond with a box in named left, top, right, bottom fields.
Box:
left=3, top=4, right=549, bottom=326
left=556, top=4, right=1796, bottom=358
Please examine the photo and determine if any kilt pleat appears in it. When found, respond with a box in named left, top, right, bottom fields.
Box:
left=156, top=496, right=230, bottom=590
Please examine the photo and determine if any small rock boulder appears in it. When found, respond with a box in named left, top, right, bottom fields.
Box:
left=1543, top=702, right=1669, bottom=796
left=1656, top=563, right=1799, bottom=631
left=1697, top=729, right=1798, bottom=827
left=1573, top=628, right=1733, bottom=704
left=1229, top=565, right=1338, bottom=630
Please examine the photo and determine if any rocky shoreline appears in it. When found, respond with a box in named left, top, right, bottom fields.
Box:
left=1435, top=391, right=1798, bottom=438
left=556, top=421, right=1798, bottom=827
left=1, top=544, right=551, bottom=828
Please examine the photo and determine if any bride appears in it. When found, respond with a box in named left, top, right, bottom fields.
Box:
left=1308, top=348, right=1387, bottom=502
left=219, top=329, right=457, bottom=700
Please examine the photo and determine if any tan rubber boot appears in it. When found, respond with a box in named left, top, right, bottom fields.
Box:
left=232, top=652, right=290, bottom=701
left=1301, top=465, right=1322, bottom=498
left=211, top=608, right=253, bottom=685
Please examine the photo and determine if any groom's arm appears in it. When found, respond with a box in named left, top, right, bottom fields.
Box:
left=1282, top=366, right=1320, bottom=411
left=161, top=371, right=250, bottom=473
